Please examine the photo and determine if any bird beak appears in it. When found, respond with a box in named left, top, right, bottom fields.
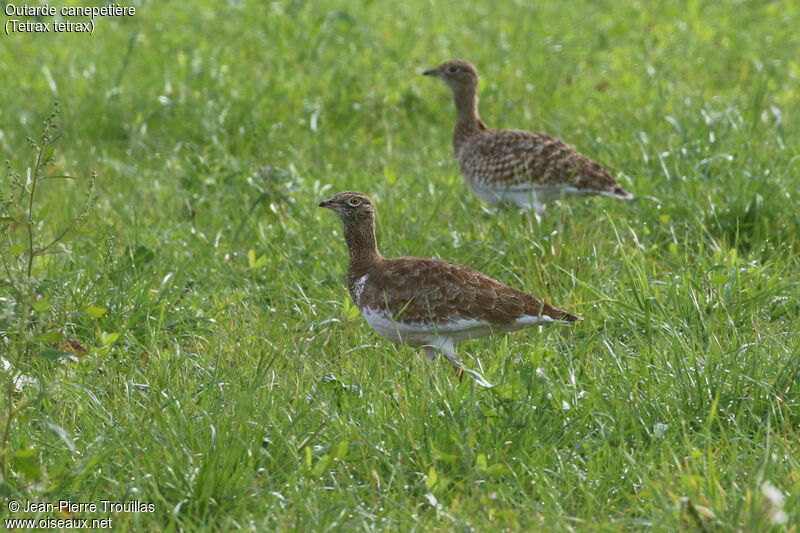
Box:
left=318, top=198, right=335, bottom=209
left=422, top=68, right=438, bottom=77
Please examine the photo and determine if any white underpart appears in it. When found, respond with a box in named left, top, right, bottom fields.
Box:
left=352, top=274, right=368, bottom=306
left=468, top=182, right=607, bottom=216
left=360, top=307, right=554, bottom=360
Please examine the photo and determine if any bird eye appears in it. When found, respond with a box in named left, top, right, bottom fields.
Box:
left=445, top=65, right=460, bottom=75
left=348, top=197, right=361, bottom=207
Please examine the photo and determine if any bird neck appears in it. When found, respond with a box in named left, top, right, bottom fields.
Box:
left=343, top=217, right=381, bottom=272
left=452, top=84, right=485, bottom=149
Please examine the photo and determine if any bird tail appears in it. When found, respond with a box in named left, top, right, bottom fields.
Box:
left=602, top=186, right=634, bottom=200
left=542, top=302, right=582, bottom=323
left=560, top=311, right=582, bottom=322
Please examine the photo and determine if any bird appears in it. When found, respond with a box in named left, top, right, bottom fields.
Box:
left=319, top=191, right=580, bottom=376
left=422, top=59, right=633, bottom=218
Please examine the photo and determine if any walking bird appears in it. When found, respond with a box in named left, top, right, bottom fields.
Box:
left=423, top=59, right=633, bottom=217
left=319, top=191, right=579, bottom=376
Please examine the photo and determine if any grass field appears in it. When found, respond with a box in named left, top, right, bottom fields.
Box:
left=1, top=0, right=799, bottom=530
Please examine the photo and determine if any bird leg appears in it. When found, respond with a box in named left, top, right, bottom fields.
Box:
left=534, top=205, right=547, bottom=223
left=447, top=348, right=493, bottom=387
left=421, top=345, right=492, bottom=386
left=422, top=345, right=464, bottom=380
left=439, top=345, right=466, bottom=381
left=422, top=346, right=436, bottom=361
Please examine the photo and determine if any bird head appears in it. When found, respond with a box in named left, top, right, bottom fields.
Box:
left=319, top=191, right=376, bottom=225
left=423, top=59, right=479, bottom=91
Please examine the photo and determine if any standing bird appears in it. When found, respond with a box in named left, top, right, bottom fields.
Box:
left=423, top=59, right=633, bottom=218
left=319, top=191, right=579, bottom=375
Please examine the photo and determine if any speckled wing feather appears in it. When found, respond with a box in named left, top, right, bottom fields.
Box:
left=358, top=257, right=578, bottom=325
left=458, top=129, right=628, bottom=195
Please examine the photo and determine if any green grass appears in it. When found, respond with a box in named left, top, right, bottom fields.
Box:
left=1, top=0, right=799, bottom=530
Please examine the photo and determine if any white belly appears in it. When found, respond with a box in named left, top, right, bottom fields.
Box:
left=360, top=307, right=551, bottom=347
left=466, top=181, right=551, bottom=212
left=464, top=176, right=598, bottom=214
left=361, top=307, right=448, bottom=348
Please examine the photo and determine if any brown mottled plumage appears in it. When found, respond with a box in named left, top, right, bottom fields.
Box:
left=319, top=191, right=579, bottom=370
left=423, top=59, right=633, bottom=217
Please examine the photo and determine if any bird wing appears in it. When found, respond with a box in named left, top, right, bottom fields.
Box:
left=360, top=257, right=577, bottom=325
left=459, top=129, right=629, bottom=196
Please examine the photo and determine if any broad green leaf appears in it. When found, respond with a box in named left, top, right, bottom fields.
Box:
left=32, top=298, right=51, bottom=312
left=425, top=467, right=438, bottom=490
left=486, top=463, right=513, bottom=477
left=312, top=454, right=332, bottom=477
left=12, top=448, right=42, bottom=480
left=344, top=297, right=360, bottom=320
left=494, top=509, right=519, bottom=520
left=248, top=249, right=266, bottom=268
left=433, top=450, right=459, bottom=463
left=305, top=446, right=312, bottom=468
left=332, top=440, right=348, bottom=461
left=100, top=332, right=120, bottom=347
left=8, top=244, right=26, bottom=255
left=43, top=143, right=55, bottom=162
left=710, top=274, right=730, bottom=284
left=83, top=305, right=107, bottom=318
left=13, top=448, right=36, bottom=460
left=475, top=453, right=488, bottom=470
left=36, top=330, right=62, bottom=342
left=37, top=201, right=52, bottom=222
